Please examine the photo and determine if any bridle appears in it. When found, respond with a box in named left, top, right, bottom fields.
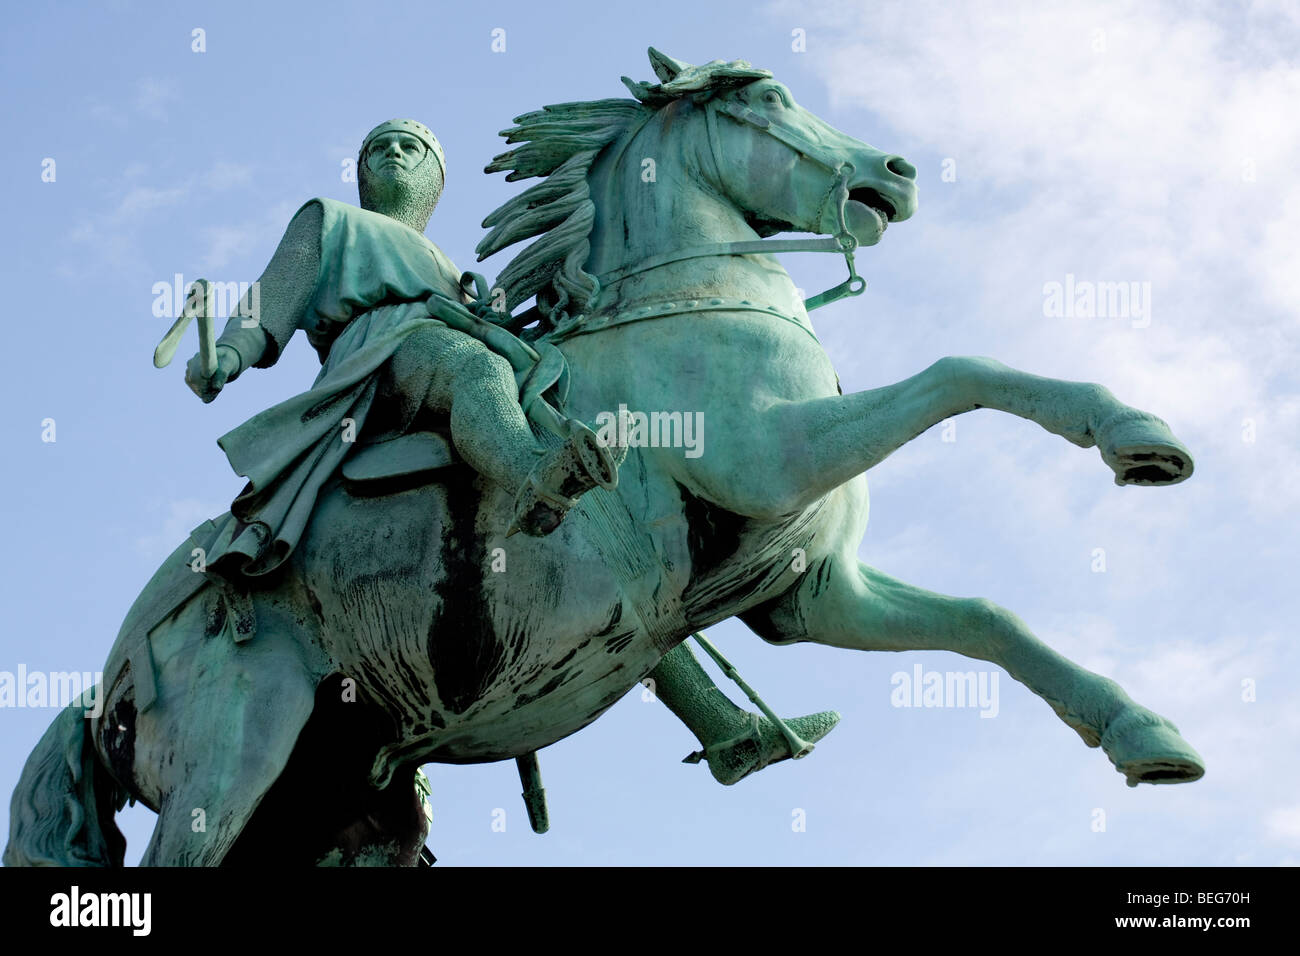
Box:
left=588, top=93, right=869, bottom=317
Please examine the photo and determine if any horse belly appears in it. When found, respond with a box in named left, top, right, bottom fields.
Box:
left=301, top=475, right=660, bottom=763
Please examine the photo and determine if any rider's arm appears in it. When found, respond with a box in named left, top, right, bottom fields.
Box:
left=214, top=200, right=324, bottom=379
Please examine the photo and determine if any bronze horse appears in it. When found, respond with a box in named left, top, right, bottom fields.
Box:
left=5, top=49, right=1202, bottom=867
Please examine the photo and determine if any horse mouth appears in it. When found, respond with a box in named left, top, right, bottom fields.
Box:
left=848, top=187, right=897, bottom=227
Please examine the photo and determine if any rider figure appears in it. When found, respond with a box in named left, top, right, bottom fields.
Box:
left=187, top=118, right=616, bottom=578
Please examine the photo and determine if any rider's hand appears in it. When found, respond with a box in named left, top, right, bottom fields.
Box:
left=185, top=345, right=241, bottom=403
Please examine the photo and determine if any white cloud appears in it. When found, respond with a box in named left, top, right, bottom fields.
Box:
left=87, top=77, right=182, bottom=128
left=775, top=0, right=1300, bottom=523
left=1267, top=805, right=1300, bottom=844
left=783, top=5, right=1298, bottom=351
left=114, top=185, right=190, bottom=219
left=198, top=200, right=296, bottom=273
left=768, top=0, right=1300, bottom=862
left=134, top=497, right=224, bottom=563
left=132, top=78, right=180, bottom=121
left=203, top=162, right=255, bottom=191
left=67, top=164, right=279, bottom=278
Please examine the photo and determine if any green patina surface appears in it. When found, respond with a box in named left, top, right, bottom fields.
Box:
left=6, top=48, right=1203, bottom=867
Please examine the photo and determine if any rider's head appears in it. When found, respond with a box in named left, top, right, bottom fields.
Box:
left=357, top=119, right=446, bottom=233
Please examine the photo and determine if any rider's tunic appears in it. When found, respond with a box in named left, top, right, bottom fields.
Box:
left=204, top=197, right=464, bottom=578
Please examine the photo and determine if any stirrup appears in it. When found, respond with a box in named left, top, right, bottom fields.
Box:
left=683, top=709, right=842, bottom=786
left=507, top=421, right=622, bottom=537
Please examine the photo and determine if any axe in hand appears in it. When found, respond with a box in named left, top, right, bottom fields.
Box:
left=152, top=279, right=226, bottom=400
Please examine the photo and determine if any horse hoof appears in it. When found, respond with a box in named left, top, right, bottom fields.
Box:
left=1097, top=410, right=1195, bottom=486
left=1101, top=706, right=1205, bottom=787
left=685, top=710, right=841, bottom=786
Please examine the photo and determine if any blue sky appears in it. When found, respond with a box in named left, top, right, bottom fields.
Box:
left=2, top=0, right=1297, bottom=865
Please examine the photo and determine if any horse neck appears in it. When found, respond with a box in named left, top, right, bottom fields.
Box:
left=585, top=106, right=803, bottom=314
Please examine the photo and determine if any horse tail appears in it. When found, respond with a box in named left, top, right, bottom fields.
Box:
left=4, top=703, right=126, bottom=867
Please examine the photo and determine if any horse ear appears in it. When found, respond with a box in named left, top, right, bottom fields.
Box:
left=648, top=47, right=691, bottom=83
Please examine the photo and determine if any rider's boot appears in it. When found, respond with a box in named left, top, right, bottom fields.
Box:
left=648, top=641, right=842, bottom=786
left=683, top=710, right=842, bottom=786
left=507, top=420, right=625, bottom=537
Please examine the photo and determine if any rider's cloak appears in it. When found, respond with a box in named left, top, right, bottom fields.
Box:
left=203, top=197, right=463, bottom=578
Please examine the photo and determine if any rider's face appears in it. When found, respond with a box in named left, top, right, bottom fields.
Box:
left=357, top=124, right=443, bottom=231
left=365, top=132, right=428, bottom=178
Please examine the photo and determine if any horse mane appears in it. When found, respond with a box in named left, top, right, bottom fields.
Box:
left=476, top=50, right=771, bottom=337
left=476, top=98, right=647, bottom=334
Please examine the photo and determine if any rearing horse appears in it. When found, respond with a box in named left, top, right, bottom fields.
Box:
left=5, top=48, right=1203, bottom=867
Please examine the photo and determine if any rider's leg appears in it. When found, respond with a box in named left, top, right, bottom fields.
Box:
left=648, top=641, right=840, bottom=786
left=422, top=332, right=543, bottom=493
left=389, top=326, right=621, bottom=536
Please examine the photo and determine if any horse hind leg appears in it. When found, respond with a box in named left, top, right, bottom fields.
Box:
left=740, top=555, right=1205, bottom=787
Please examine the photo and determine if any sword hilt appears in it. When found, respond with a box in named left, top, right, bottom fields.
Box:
left=516, top=751, right=550, bottom=834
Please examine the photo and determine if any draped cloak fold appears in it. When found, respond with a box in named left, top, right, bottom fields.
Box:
left=204, top=197, right=464, bottom=578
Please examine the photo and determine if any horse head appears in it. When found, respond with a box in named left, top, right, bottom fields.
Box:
left=624, top=48, right=918, bottom=250
left=479, top=47, right=920, bottom=336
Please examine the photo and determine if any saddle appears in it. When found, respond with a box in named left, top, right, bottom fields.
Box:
left=340, top=270, right=569, bottom=494
left=341, top=429, right=463, bottom=494
left=340, top=277, right=576, bottom=496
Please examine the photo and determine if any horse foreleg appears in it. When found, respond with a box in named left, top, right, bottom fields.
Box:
left=740, top=556, right=1205, bottom=786
left=728, top=356, right=1193, bottom=519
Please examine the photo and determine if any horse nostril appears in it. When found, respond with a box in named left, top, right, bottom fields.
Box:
left=886, top=156, right=917, bottom=180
